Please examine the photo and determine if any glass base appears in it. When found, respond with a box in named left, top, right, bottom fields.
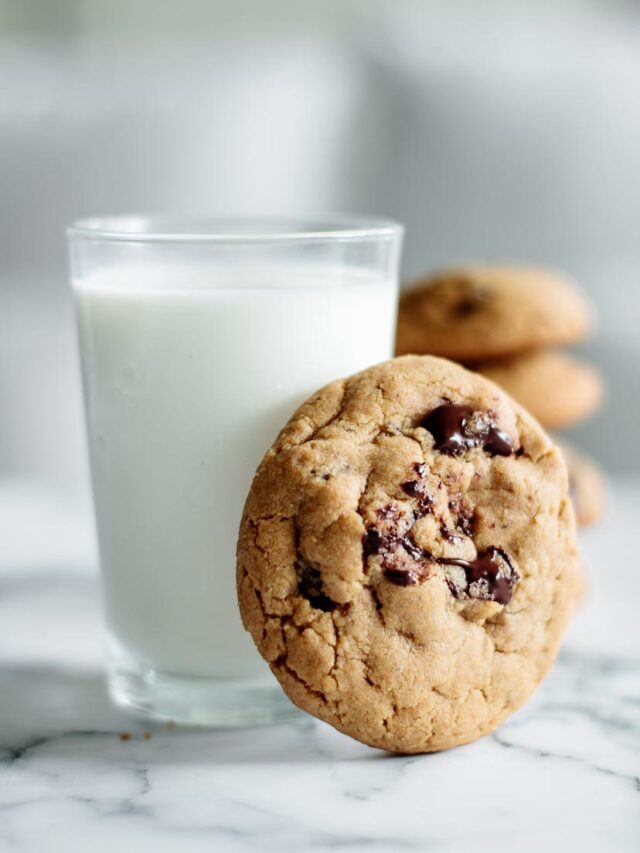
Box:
left=108, top=652, right=301, bottom=728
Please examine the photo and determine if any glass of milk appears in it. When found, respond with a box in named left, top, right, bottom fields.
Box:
left=68, top=216, right=403, bottom=726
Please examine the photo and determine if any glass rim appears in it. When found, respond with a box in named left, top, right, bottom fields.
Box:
left=67, top=214, right=404, bottom=244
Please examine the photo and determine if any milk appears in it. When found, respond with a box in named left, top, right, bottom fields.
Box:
left=74, top=263, right=397, bottom=680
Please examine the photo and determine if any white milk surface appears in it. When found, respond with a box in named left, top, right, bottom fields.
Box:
left=74, top=264, right=397, bottom=679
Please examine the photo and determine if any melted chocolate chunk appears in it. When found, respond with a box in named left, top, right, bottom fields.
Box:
left=363, top=465, right=513, bottom=596
left=483, top=427, right=515, bottom=457
left=363, top=527, right=383, bottom=556
left=422, top=404, right=515, bottom=457
left=401, top=535, right=424, bottom=562
left=383, top=565, right=422, bottom=586
left=400, top=462, right=433, bottom=516
left=448, top=497, right=475, bottom=537
left=373, top=504, right=413, bottom=544
left=381, top=539, right=432, bottom=586
left=378, top=534, right=518, bottom=604
left=401, top=480, right=423, bottom=498
left=456, top=508, right=475, bottom=537
left=440, top=547, right=519, bottom=605
left=296, top=561, right=337, bottom=612
left=363, top=511, right=432, bottom=586
left=401, top=481, right=433, bottom=514
left=363, top=501, right=418, bottom=569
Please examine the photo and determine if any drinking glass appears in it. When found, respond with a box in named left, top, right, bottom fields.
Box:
left=69, top=216, right=403, bottom=726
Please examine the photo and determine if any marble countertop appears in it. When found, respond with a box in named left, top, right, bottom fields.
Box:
left=0, top=480, right=638, bottom=852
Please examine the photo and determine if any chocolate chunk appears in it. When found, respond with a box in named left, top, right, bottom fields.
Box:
left=413, top=462, right=427, bottom=478
left=381, top=539, right=519, bottom=605
left=400, top=535, right=424, bottom=562
left=383, top=565, right=422, bottom=586
left=401, top=479, right=433, bottom=515
left=453, top=297, right=481, bottom=317
left=448, top=497, right=475, bottom=537
left=456, top=507, right=475, bottom=537
left=449, top=281, right=492, bottom=318
left=376, top=504, right=401, bottom=523
left=452, top=293, right=485, bottom=317
left=382, top=539, right=432, bottom=586
left=363, top=513, right=432, bottom=586
left=363, top=501, right=419, bottom=569
left=482, top=425, right=516, bottom=457
left=440, top=547, right=519, bottom=605
left=363, top=527, right=383, bottom=556
left=296, top=561, right=337, bottom=612
left=440, top=524, right=462, bottom=545
left=422, top=404, right=515, bottom=457
left=365, top=468, right=514, bottom=602
left=401, top=480, right=423, bottom=498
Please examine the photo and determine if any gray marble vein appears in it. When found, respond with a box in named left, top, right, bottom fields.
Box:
left=0, top=481, right=639, bottom=852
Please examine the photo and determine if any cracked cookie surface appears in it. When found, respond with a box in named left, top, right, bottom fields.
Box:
left=236, top=355, right=580, bottom=753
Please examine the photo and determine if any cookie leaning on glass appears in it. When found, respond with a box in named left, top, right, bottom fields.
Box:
left=236, top=355, right=581, bottom=754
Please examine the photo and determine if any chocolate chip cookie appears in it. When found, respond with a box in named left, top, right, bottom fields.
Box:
left=237, top=356, right=580, bottom=753
left=395, top=266, right=592, bottom=362
left=556, top=439, right=607, bottom=527
left=477, top=350, right=604, bottom=429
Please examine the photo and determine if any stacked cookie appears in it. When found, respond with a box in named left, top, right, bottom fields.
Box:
left=395, top=266, right=606, bottom=524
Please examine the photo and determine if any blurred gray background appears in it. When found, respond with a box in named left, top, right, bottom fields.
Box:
left=2, top=0, right=639, bottom=512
